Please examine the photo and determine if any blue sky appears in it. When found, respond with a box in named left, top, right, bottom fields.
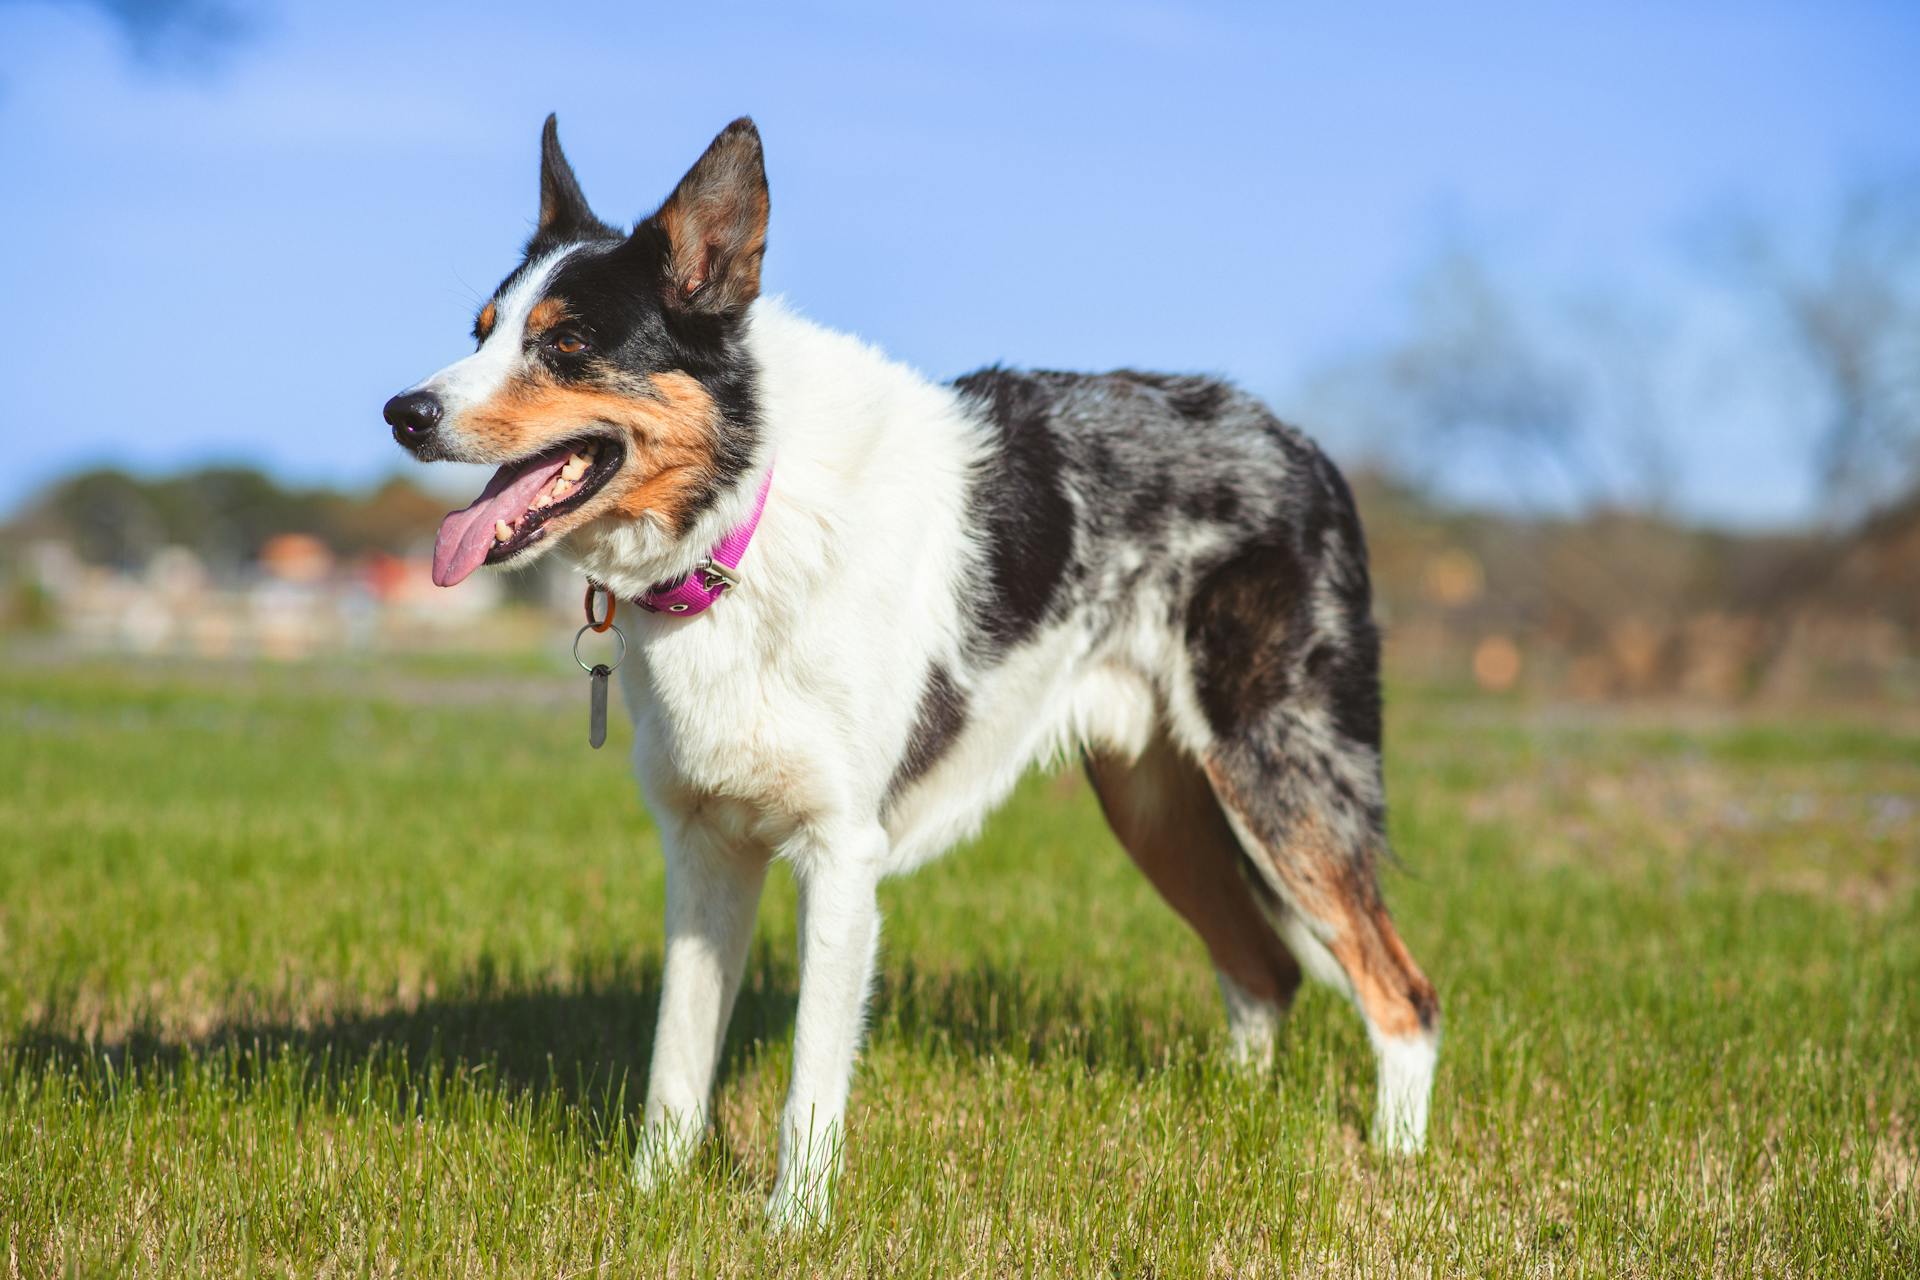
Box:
left=2, top=0, right=1916, bottom=524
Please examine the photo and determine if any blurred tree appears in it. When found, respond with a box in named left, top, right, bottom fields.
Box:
left=1296, top=204, right=1920, bottom=698
left=325, top=477, right=454, bottom=556
left=1703, top=177, right=1920, bottom=521
left=1301, top=244, right=1683, bottom=515
left=1298, top=242, right=1780, bottom=690
left=7, top=465, right=443, bottom=569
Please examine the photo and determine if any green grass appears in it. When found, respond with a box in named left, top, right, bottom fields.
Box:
left=3, top=656, right=1915, bottom=1277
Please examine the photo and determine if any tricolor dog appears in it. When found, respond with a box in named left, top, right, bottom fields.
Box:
left=384, top=117, right=1440, bottom=1224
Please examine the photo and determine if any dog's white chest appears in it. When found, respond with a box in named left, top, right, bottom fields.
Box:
left=619, top=632, right=842, bottom=849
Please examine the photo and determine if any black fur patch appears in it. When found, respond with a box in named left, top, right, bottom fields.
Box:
left=885, top=664, right=969, bottom=803
left=1185, top=539, right=1313, bottom=741
left=1184, top=483, right=1241, bottom=524
left=1124, top=472, right=1174, bottom=537
left=1312, top=455, right=1384, bottom=752
left=950, top=369, right=1078, bottom=655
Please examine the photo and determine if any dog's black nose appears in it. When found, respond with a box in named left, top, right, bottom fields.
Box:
left=384, top=391, right=443, bottom=451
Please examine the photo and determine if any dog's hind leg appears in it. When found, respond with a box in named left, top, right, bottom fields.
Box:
left=1192, top=707, right=1441, bottom=1152
left=1183, top=521, right=1440, bottom=1152
left=1086, top=729, right=1302, bottom=1069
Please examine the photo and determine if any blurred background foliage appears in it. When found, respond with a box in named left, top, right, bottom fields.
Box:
left=2, top=0, right=1916, bottom=701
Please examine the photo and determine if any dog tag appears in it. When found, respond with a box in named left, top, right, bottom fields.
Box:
left=572, top=607, right=624, bottom=753
left=587, top=663, right=611, bottom=749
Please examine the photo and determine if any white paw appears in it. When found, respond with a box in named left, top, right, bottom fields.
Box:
left=765, top=1170, right=834, bottom=1230
left=1371, top=1033, right=1437, bottom=1154
left=632, top=1121, right=700, bottom=1192
left=1226, top=1021, right=1279, bottom=1073
left=1373, top=1105, right=1428, bottom=1155
left=1217, top=972, right=1283, bottom=1072
left=767, top=1111, right=844, bottom=1228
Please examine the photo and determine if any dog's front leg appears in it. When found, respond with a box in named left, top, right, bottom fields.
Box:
left=767, top=828, right=885, bottom=1227
left=635, top=826, right=767, bottom=1189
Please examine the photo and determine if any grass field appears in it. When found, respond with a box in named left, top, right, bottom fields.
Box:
left=3, top=654, right=1915, bottom=1276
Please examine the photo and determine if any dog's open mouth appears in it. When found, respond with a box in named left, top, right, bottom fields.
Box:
left=431, top=436, right=625, bottom=587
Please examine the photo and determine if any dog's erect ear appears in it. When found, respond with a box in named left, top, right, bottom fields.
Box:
left=538, top=114, right=597, bottom=235
left=648, top=117, right=768, bottom=317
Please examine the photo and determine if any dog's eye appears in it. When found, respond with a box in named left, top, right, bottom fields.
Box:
left=551, top=332, right=588, bottom=355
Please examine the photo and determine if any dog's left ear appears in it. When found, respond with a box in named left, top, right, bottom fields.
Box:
left=538, top=114, right=598, bottom=235
left=648, top=117, right=769, bottom=317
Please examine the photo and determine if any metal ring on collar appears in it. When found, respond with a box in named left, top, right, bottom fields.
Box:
left=573, top=621, right=626, bottom=673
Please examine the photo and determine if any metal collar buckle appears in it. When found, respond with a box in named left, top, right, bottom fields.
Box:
left=696, top=558, right=741, bottom=593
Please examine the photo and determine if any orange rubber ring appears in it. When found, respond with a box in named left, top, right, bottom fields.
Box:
left=584, top=582, right=616, bottom=632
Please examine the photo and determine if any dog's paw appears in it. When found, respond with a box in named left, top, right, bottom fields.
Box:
left=1370, top=1034, right=1437, bottom=1155
left=1217, top=972, right=1283, bottom=1073
left=1371, top=1112, right=1428, bottom=1156
left=632, top=1123, right=700, bottom=1193
left=764, top=1171, right=834, bottom=1231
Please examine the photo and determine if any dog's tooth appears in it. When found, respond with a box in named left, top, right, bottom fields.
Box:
left=494, top=519, right=512, bottom=542
left=561, top=456, right=589, bottom=482
left=533, top=491, right=554, bottom=509
left=552, top=479, right=574, bottom=500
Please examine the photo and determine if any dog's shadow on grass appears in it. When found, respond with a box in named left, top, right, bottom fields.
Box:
left=11, top=944, right=1237, bottom=1141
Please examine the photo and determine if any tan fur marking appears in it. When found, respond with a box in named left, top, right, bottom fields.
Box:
left=608, top=373, right=723, bottom=535
left=458, top=369, right=721, bottom=538
left=1325, top=879, right=1436, bottom=1039
left=1088, top=736, right=1302, bottom=1008
left=475, top=301, right=497, bottom=340
left=526, top=297, right=570, bottom=336
left=1204, top=764, right=1437, bottom=1039
left=656, top=202, right=687, bottom=262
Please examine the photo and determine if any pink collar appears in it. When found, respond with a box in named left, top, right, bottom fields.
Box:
left=633, top=467, right=774, bottom=616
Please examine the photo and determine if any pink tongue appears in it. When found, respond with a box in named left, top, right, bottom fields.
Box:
left=431, top=449, right=573, bottom=587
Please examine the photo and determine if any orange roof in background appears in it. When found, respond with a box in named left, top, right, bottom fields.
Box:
left=258, top=533, right=334, bottom=584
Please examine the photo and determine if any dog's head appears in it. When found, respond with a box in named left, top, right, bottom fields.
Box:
left=384, top=116, right=767, bottom=587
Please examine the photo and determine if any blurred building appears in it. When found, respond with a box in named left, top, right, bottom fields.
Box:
left=19, top=535, right=517, bottom=660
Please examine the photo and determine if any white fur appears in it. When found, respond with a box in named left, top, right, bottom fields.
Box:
left=1216, top=971, right=1282, bottom=1070
left=1371, top=1031, right=1438, bottom=1154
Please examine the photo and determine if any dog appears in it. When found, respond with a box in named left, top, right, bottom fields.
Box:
left=384, top=116, right=1439, bottom=1224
